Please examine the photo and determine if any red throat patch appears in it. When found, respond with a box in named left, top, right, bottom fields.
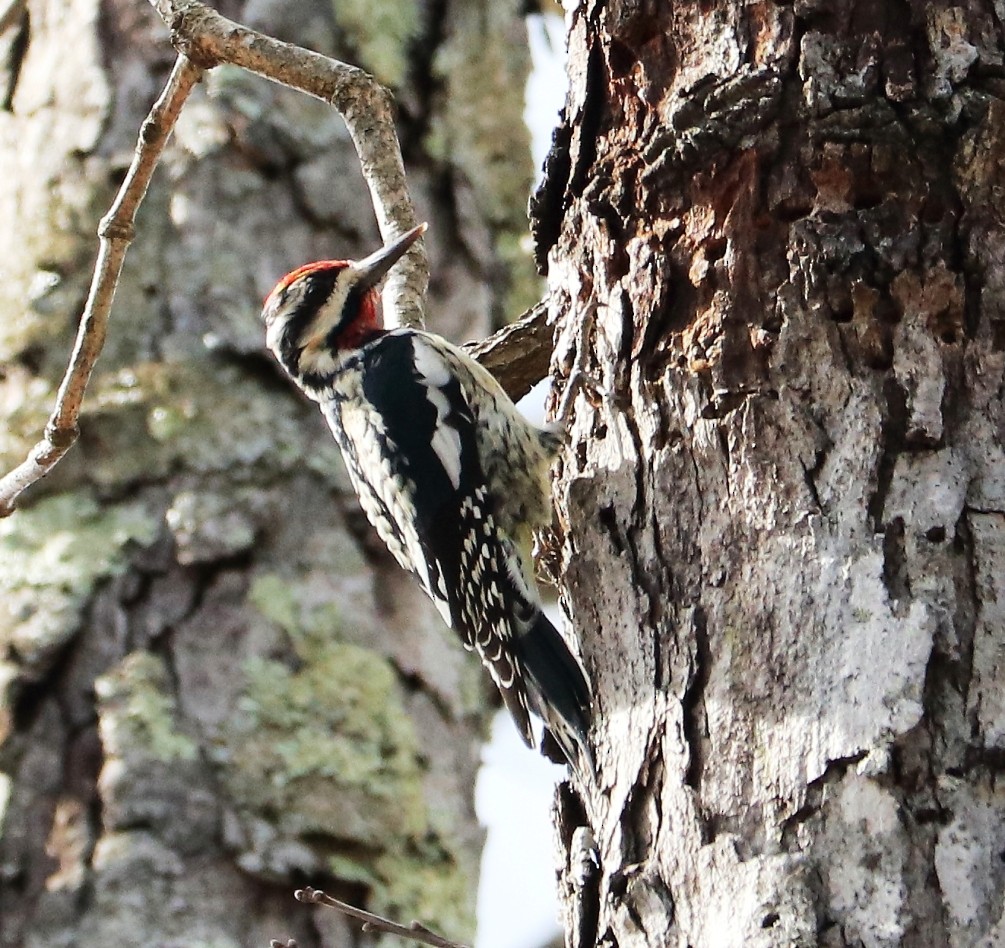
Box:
left=338, top=290, right=383, bottom=348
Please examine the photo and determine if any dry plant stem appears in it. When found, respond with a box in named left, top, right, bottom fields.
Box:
left=147, top=0, right=427, bottom=330
left=293, top=886, right=470, bottom=948
left=0, top=55, right=203, bottom=517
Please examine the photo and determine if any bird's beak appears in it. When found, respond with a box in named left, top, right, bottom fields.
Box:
left=353, top=222, right=428, bottom=292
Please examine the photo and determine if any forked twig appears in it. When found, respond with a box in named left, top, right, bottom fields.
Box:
left=272, top=886, right=469, bottom=948
left=0, top=55, right=203, bottom=516
left=0, top=1, right=555, bottom=518
left=1, top=1, right=426, bottom=517
left=147, top=0, right=427, bottom=331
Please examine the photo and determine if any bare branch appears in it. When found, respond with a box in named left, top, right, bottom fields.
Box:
left=0, top=55, right=203, bottom=517
left=0, top=1, right=553, bottom=517
left=144, top=2, right=556, bottom=396
left=291, top=886, right=469, bottom=948
left=146, top=0, right=427, bottom=331
left=463, top=299, right=553, bottom=402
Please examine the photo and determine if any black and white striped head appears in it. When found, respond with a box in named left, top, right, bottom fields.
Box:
left=262, top=223, right=427, bottom=384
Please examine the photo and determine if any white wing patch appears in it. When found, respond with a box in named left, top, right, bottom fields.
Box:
left=411, top=337, right=463, bottom=490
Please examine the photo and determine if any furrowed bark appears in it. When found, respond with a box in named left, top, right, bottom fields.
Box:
left=538, top=3, right=1005, bottom=946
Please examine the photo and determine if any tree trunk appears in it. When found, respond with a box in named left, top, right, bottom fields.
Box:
left=535, top=3, right=1005, bottom=946
left=0, top=1, right=535, bottom=945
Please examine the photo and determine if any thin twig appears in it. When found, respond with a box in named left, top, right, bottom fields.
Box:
left=0, top=55, right=203, bottom=517
left=0, top=5, right=554, bottom=515
left=290, top=886, right=469, bottom=948
left=146, top=0, right=427, bottom=331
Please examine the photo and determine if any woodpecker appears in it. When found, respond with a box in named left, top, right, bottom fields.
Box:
left=262, top=223, right=592, bottom=774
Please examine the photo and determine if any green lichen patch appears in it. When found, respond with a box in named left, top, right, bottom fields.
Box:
left=232, top=574, right=477, bottom=942
left=370, top=842, right=477, bottom=943
left=228, top=638, right=425, bottom=845
left=166, top=488, right=263, bottom=565
left=428, top=6, right=534, bottom=233
left=95, top=652, right=198, bottom=765
left=330, top=0, right=421, bottom=89
left=84, top=361, right=339, bottom=487
left=423, top=1, right=539, bottom=321
left=322, top=841, right=477, bottom=946
left=138, top=361, right=301, bottom=471
left=0, top=492, right=157, bottom=675
left=248, top=562, right=371, bottom=654
left=247, top=574, right=302, bottom=638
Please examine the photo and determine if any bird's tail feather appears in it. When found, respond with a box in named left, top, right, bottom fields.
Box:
left=517, top=609, right=594, bottom=779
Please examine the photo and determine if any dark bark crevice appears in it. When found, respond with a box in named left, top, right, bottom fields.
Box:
left=681, top=607, right=710, bottom=801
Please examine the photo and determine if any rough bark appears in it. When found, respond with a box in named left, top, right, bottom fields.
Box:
left=535, top=3, right=1005, bottom=947
left=0, top=1, right=535, bottom=945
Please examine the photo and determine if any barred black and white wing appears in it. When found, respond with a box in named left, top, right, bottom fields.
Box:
left=322, top=330, right=591, bottom=763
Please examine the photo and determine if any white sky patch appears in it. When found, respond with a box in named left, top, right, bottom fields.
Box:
left=525, top=14, right=570, bottom=182
left=476, top=710, right=566, bottom=948
left=475, top=15, right=568, bottom=948
left=518, top=377, right=552, bottom=429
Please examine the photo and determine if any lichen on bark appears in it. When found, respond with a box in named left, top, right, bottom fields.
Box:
left=0, top=0, right=536, bottom=944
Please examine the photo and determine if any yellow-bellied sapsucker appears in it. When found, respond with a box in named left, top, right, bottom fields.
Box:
left=262, top=223, right=592, bottom=774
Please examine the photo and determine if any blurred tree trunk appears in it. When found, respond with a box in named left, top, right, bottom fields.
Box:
left=0, top=1, right=537, bottom=945
left=537, top=2, right=1005, bottom=946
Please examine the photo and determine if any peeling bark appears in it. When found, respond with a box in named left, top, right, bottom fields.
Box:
left=537, top=3, right=1005, bottom=946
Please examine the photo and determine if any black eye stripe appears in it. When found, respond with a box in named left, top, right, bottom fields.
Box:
left=271, top=270, right=335, bottom=372
left=303, top=270, right=341, bottom=312
left=338, top=283, right=364, bottom=330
